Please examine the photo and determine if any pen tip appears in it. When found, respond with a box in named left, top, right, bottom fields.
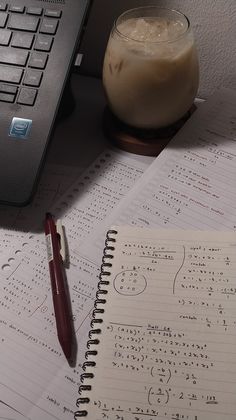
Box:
left=61, top=340, right=72, bottom=361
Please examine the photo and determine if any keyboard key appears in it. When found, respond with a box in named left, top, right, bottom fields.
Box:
left=17, top=87, right=37, bottom=105
left=12, top=32, right=34, bottom=49
left=0, top=92, right=15, bottom=102
left=23, top=69, right=42, bottom=87
left=0, top=65, right=23, bottom=83
left=27, top=7, right=43, bottom=16
left=28, top=52, right=48, bottom=69
left=0, top=2, right=7, bottom=11
left=0, top=46, right=28, bottom=65
left=34, top=34, right=53, bottom=52
left=9, top=6, right=25, bottom=13
left=45, top=9, right=62, bottom=18
left=0, top=83, right=18, bottom=94
left=0, top=28, right=11, bottom=45
left=8, top=14, right=39, bottom=32
left=40, top=18, right=58, bottom=35
left=0, top=12, right=7, bottom=27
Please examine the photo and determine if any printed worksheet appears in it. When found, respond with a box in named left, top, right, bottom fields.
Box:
left=81, top=88, right=236, bottom=261
left=0, top=147, right=149, bottom=420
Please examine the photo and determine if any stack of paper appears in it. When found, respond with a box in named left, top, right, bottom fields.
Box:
left=1, top=87, right=236, bottom=420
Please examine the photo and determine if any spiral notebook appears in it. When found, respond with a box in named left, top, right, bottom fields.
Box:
left=76, top=226, right=236, bottom=420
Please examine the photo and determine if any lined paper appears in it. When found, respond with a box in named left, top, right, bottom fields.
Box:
left=81, top=227, right=236, bottom=420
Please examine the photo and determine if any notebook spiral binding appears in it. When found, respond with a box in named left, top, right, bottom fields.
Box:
left=74, top=229, right=118, bottom=418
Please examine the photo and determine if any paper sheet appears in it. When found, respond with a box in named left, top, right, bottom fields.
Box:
left=80, top=226, right=236, bottom=420
left=2, top=87, right=236, bottom=420
left=81, top=88, right=236, bottom=262
left=0, top=148, right=149, bottom=420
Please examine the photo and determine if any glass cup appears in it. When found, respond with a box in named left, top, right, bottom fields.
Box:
left=102, top=6, right=199, bottom=130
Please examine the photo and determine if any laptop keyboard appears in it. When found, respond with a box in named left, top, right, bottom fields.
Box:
left=0, top=2, right=62, bottom=105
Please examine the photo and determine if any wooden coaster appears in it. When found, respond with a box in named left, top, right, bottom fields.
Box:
left=103, top=106, right=196, bottom=156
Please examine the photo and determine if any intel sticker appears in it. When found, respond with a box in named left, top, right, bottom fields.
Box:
left=9, top=117, right=32, bottom=139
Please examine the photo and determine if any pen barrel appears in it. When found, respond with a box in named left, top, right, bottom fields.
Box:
left=52, top=291, right=72, bottom=343
left=45, top=213, right=73, bottom=359
left=49, top=260, right=73, bottom=358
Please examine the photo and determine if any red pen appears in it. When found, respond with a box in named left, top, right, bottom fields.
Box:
left=44, top=212, right=73, bottom=360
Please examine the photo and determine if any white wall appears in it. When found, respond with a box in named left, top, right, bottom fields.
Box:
left=80, top=0, right=236, bottom=99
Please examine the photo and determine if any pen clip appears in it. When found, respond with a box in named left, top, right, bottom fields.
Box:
left=56, top=219, right=66, bottom=262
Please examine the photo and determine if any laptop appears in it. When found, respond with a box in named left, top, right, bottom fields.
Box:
left=0, top=0, right=91, bottom=206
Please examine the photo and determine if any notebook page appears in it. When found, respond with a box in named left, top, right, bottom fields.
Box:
left=80, top=226, right=236, bottom=420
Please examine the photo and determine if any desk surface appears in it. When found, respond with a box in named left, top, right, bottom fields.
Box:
left=46, top=74, right=154, bottom=171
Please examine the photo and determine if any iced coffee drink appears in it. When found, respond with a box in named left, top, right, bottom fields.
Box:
left=103, top=7, right=199, bottom=129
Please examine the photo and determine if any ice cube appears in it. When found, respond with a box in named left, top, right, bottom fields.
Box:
left=118, top=17, right=185, bottom=43
left=128, top=18, right=152, bottom=41
left=167, top=20, right=185, bottom=40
